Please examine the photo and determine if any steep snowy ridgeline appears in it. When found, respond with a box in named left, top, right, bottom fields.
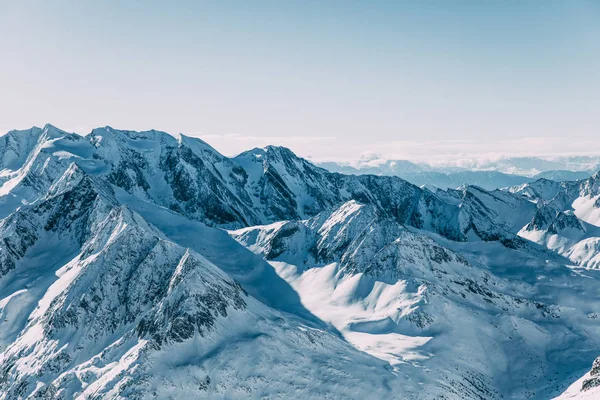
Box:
left=234, top=146, right=444, bottom=231
left=0, top=127, right=44, bottom=172
left=519, top=206, right=600, bottom=268
left=511, top=173, right=600, bottom=269
left=572, top=174, right=600, bottom=227
left=88, top=127, right=261, bottom=227
left=556, top=357, right=600, bottom=399
left=507, top=175, right=600, bottom=396
left=509, top=173, right=600, bottom=226
left=435, top=185, right=537, bottom=240
left=112, top=185, right=333, bottom=327
left=230, top=201, right=600, bottom=399
left=1, top=124, right=540, bottom=242
left=0, top=125, right=261, bottom=228
left=230, top=200, right=472, bottom=277
left=234, top=146, right=532, bottom=242
left=0, top=125, right=102, bottom=219
left=0, top=164, right=115, bottom=351
left=234, top=146, right=338, bottom=221
left=0, top=167, right=401, bottom=399
left=240, top=146, right=543, bottom=242
left=2, top=125, right=600, bottom=399
left=509, top=178, right=570, bottom=203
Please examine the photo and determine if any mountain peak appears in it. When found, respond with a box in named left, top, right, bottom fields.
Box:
left=264, top=144, right=292, bottom=153
left=2, top=122, right=600, bottom=399
left=178, top=133, right=224, bottom=157
left=42, top=123, right=59, bottom=130
left=42, top=123, right=69, bottom=138
left=239, top=145, right=301, bottom=159
left=263, top=145, right=303, bottom=160
left=233, top=145, right=305, bottom=166
left=3, top=126, right=43, bottom=136
left=91, top=126, right=170, bottom=138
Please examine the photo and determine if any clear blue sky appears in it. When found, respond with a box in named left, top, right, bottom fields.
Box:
left=1, top=1, right=599, bottom=161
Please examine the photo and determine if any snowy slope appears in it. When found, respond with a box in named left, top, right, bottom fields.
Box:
left=511, top=173, right=600, bottom=269
left=0, top=125, right=99, bottom=219
left=231, top=201, right=600, bottom=399
left=0, top=164, right=400, bottom=399
left=509, top=174, right=600, bottom=397
left=0, top=127, right=43, bottom=171
left=1, top=125, right=534, bottom=242
left=556, top=357, right=600, bottom=399
left=1, top=125, right=600, bottom=399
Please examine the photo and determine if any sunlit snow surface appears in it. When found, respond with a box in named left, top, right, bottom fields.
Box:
left=1, top=125, right=600, bottom=399
left=270, top=261, right=433, bottom=366
left=230, top=198, right=600, bottom=399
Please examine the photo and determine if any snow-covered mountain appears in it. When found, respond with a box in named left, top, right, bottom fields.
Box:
left=0, top=129, right=400, bottom=399
left=503, top=173, right=600, bottom=399
left=230, top=200, right=600, bottom=399
left=511, top=173, right=600, bottom=267
left=1, top=124, right=599, bottom=399
left=401, top=170, right=536, bottom=191
left=558, top=357, right=600, bottom=399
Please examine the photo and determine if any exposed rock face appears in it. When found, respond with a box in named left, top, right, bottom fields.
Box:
left=2, top=125, right=538, bottom=242
left=231, top=200, right=471, bottom=278
left=0, top=127, right=407, bottom=399
left=1, top=125, right=600, bottom=399
left=514, top=172, right=600, bottom=269
left=231, top=200, right=598, bottom=399
left=582, top=357, right=600, bottom=391
left=0, top=158, right=398, bottom=399
left=0, top=127, right=43, bottom=171
left=525, top=206, right=559, bottom=232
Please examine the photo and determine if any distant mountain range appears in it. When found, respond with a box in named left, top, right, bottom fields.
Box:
left=1, top=125, right=599, bottom=399
left=317, top=159, right=598, bottom=190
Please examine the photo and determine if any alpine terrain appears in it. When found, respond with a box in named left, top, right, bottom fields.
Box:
left=1, top=124, right=600, bottom=399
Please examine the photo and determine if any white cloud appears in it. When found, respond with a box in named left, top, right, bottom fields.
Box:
left=189, top=131, right=600, bottom=165
left=365, top=137, right=600, bottom=166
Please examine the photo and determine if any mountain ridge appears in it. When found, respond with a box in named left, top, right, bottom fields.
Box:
left=1, top=124, right=600, bottom=399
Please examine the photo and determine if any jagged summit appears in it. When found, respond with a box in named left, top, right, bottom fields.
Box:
left=0, top=129, right=402, bottom=398
left=177, top=132, right=223, bottom=155
left=0, top=127, right=44, bottom=171
left=234, top=144, right=308, bottom=163
left=2, top=124, right=600, bottom=399
left=88, top=125, right=179, bottom=144
left=0, top=124, right=536, bottom=239
left=4, top=126, right=44, bottom=136
left=42, top=122, right=66, bottom=133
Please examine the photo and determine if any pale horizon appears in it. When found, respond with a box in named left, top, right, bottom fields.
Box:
left=1, top=1, right=599, bottom=163
left=3, top=123, right=600, bottom=168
